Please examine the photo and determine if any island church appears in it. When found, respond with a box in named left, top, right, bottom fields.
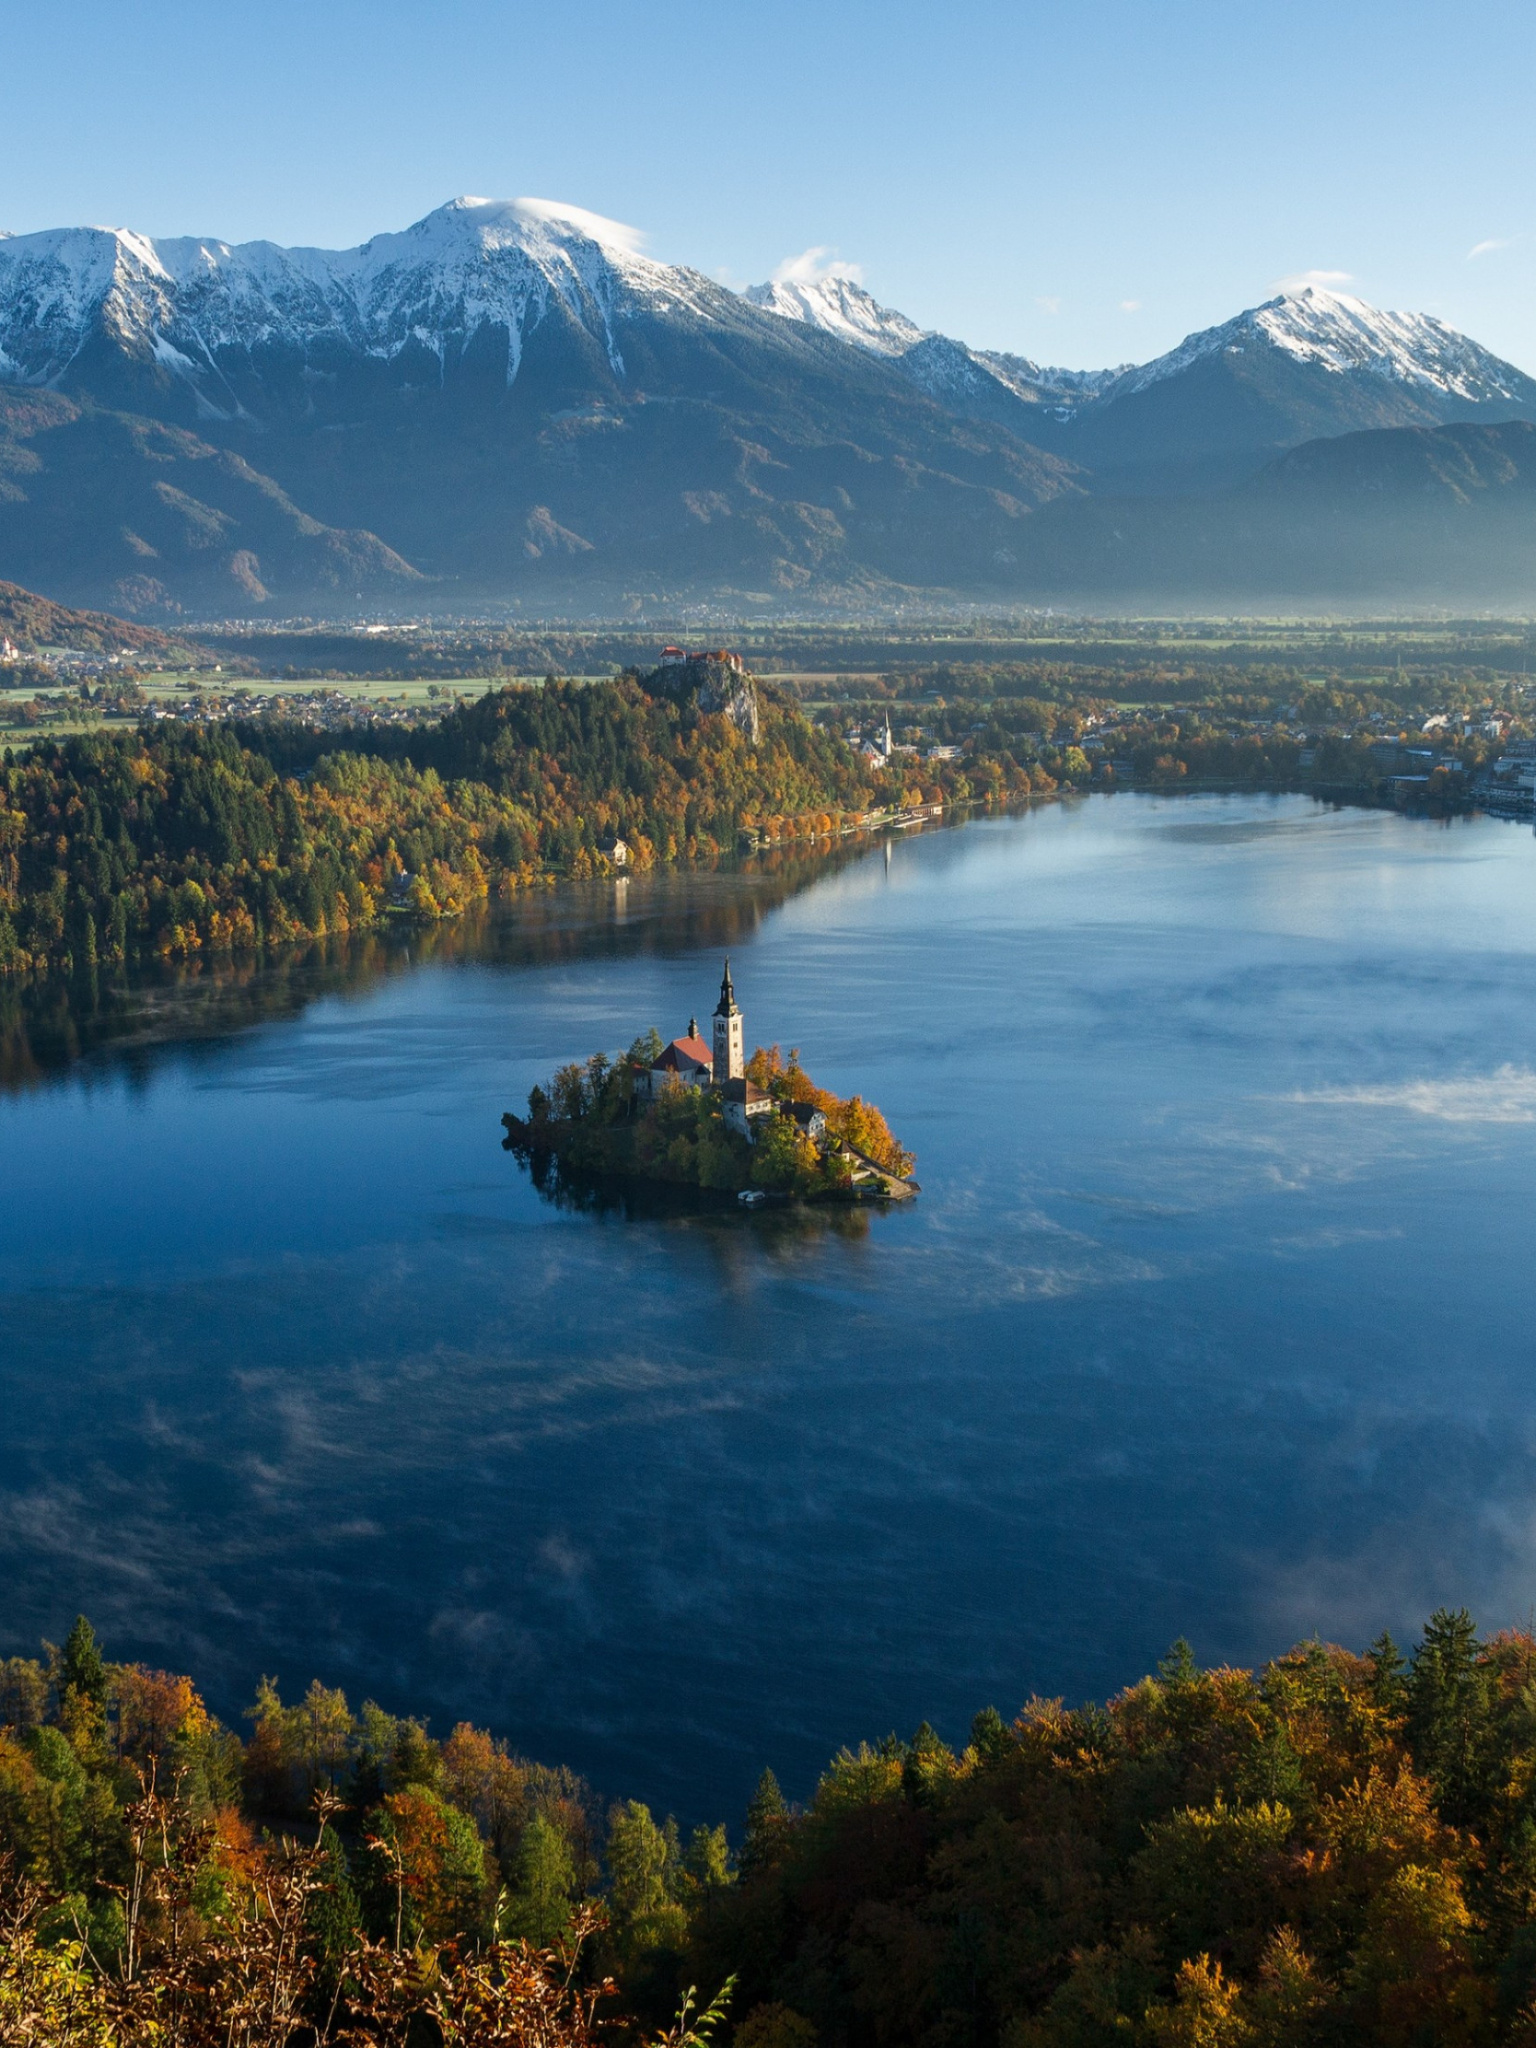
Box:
left=638, top=960, right=775, bottom=1138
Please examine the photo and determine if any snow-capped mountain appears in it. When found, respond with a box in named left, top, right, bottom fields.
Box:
left=741, top=268, right=1536, bottom=472
left=0, top=198, right=726, bottom=408
left=0, top=198, right=1088, bottom=615
left=1008, top=283, right=1536, bottom=492
left=743, top=269, right=1123, bottom=417
left=1111, top=286, right=1534, bottom=407
left=3, top=196, right=1536, bottom=611
left=743, top=274, right=923, bottom=356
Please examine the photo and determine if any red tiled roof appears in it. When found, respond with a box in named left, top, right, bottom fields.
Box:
left=653, top=1036, right=713, bottom=1071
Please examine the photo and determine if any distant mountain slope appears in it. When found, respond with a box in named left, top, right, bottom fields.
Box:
left=997, top=420, right=1536, bottom=604
left=1040, top=290, right=1536, bottom=491
left=1, top=197, right=1535, bottom=611
left=0, top=199, right=1088, bottom=612
left=0, top=574, right=206, bottom=660
left=745, top=274, right=1536, bottom=493
left=0, top=390, right=423, bottom=614
left=1250, top=415, right=1536, bottom=501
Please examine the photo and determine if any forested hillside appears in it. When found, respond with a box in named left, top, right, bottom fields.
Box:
left=0, top=671, right=896, bottom=976
left=0, top=576, right=205, bottom=662
left=5, top=1613, right=1536, bottom=2045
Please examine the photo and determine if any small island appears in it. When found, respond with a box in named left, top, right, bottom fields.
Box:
left=502, top=959, right=918, bottom=1202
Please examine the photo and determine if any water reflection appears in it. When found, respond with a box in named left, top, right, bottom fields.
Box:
left=509, top=1137, right=873, bottom=1243
left=6, top=796, right=1536, bottom=1824
left=0, top=838, right=883, bottom=1092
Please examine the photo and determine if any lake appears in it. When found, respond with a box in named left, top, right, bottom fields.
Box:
left=4, top=792, right=1536, bottom=1822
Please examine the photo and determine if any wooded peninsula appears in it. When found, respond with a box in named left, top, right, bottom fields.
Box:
left=0, top=658, right=919, bottom=979
left=4, top=634, right=1532, bottom=979
left=4, top=1610, right=1534, bottom=2046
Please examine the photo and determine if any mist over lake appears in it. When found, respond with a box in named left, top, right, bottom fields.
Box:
left=4, top=792, right=1536, bottom=1820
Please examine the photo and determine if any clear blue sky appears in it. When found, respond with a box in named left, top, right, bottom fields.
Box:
left=4, top=0, right=1533, bottom=373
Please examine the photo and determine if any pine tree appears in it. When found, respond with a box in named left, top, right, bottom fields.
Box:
left=1158, top=1638, right=1200, bottom=1689
left=1407, top=1606, right=1492, bottom=1826
left=505, top=1813, right=575, bottom=1948
left=740, top=1767, right=789, bottom=1875
left=59, top=1616, right=107, bottom=1709
left=1368, top=1630, right=1408, bottom=1712
left=970, top=1705, right=1014, bottom=1766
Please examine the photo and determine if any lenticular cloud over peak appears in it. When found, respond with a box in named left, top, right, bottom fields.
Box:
left=506, top=197, right=649, bottom=256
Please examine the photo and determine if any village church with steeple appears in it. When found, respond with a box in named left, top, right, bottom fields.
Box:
left=639, top=959, right=773, bottom=1137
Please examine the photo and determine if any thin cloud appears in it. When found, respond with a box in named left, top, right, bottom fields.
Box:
left=511, top=197, right=648, bottom=255
left=1120, top=298, right=1141, bottom=312
left=772, top=245, right=863, bottom=287
left=1287, top=1065, right=1536, bottom=1123
left=1036, top=295, right=1062, bottom=315
left=1468, top=236, right=1518, bottom=260
left=1274, top=268, right=1354, bottom=293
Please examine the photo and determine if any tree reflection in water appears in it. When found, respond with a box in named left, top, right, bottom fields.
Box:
left=0, top=839, right=884, bottom=1094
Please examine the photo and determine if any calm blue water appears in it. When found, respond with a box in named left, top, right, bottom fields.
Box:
left=4, top=793, right=1536, bottom=1820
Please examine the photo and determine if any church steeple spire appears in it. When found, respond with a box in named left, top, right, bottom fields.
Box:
left=712, top=956, right=744, bottom=1082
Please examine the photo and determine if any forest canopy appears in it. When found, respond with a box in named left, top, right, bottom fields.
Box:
left=0, top=670, right=916, bottom=977
left=6, top=1611, right=1536, bottom=2046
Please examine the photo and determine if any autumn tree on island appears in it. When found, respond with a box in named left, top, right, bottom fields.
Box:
left=513, top=1034, right=914, bottom=1200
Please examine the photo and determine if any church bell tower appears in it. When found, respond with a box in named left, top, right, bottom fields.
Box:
left=712, top=958, right=744, bottom=1082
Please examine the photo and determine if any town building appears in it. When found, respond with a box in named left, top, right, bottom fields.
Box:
left=720, top=1076, right=774, bottom=1137
left=786, top=1100, right=827, bottom=1142
left=858, top=715, right=894, bottom=763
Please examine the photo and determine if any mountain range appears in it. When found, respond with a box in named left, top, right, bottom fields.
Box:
left=1, top=196, right=1534, bottom=614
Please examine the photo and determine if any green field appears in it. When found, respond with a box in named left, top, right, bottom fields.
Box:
left=0, top=673, right=511, bottom=746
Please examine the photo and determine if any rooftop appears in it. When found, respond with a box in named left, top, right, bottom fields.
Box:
left=719, top=1078, right=771, bottom=1104
left=653, top=1035, right=713, bottom=1071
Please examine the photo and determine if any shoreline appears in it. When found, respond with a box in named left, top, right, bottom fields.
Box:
left=500, top=1111, right=921, bottom=1205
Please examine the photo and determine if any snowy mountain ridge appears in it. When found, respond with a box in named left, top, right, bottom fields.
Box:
left=743, top=274, right=924, bottom=356
left=2, top=196, right=1531, bottom=431
left=743, top=268, right=1124, bottom=412
left=0, top=198, right=723, bottom=401
left=1109, top=286, right=1533, bottom=406
left=740, top=270, right=1534, bottom=419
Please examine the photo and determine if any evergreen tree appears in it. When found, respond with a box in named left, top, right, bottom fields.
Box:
left=1368, top=1630, right=1408, bottom=1712
left=1158, top=1637, right=1200, bottom=1689
left=680, top=1821, right=733, bottom=1897
left=505, top=1812, right=577, bottom=1948
left=58, top=1616, right=107, bottom=1710
left=740, top=1767, right=789, bottom=1875
left=306, top=1823, right=363, bottom=1982
left=1407, top=1606, right=1492, bottom=1826
left=969, top=1705, right=1013, bottom=1767
left=606, top=1800, right=686, bottom=1958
